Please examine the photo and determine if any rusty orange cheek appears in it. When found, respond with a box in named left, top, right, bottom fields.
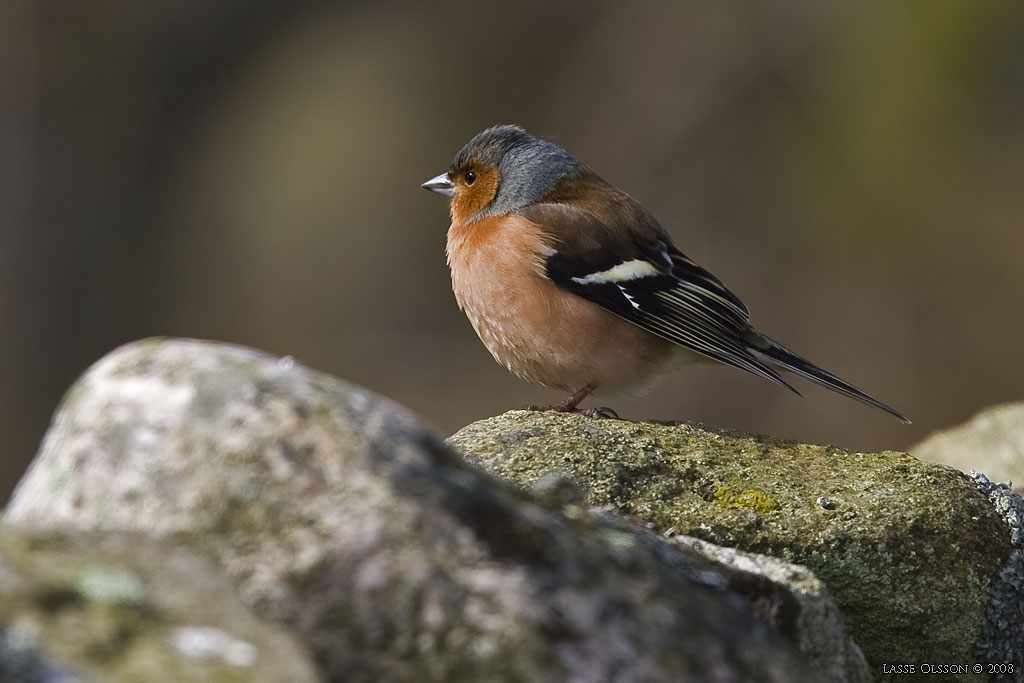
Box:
left=450, top=167, right=500, bottom=225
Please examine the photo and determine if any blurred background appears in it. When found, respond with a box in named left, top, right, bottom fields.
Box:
left=2, top=0, right=1023, bottom=502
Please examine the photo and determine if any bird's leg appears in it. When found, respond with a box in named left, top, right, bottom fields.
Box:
left=553, top=384, right=596, bottom=412
left=527, top=384, right=619, bottom=419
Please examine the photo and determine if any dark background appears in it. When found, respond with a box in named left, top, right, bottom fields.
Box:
left=3, top=1, right=1023, bottom=502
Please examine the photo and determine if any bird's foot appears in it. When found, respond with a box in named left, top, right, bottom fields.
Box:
left=578, top=406, right=619, bottom=419
left=525, top=384, right=615, bottom=417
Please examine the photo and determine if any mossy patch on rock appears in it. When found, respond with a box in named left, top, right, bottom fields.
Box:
left=713, top=484, right=780, bottom=513
left=450, top=411, right=1015, bottom=680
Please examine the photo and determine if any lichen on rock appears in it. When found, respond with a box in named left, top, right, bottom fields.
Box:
left=449, top=410, right=1018, bottom=678
left=0, top=526, right=318, bottom=683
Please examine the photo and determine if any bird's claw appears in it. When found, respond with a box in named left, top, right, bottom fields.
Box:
left=578, top=406, right=619, bottom=419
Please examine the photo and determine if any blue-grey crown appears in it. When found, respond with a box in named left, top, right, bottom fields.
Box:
left=452, top=125, right=583, bottom=218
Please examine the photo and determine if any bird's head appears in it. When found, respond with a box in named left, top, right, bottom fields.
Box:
left=422, top=124, right=582, bottom=225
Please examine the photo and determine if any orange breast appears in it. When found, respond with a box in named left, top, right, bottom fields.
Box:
left=446, top=214, right=679, bottom=392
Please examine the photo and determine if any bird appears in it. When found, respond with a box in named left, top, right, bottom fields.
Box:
left=422, top=124, right=909, bottom=423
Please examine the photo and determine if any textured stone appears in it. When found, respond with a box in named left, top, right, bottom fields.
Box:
left=972, top=473, right=1024, bottom=681
left=449, top=410, right=1018, bottom=680
left=6, top=338, right=822, bottom=683
left=0, top=525, right=318, bottom=683
left=670, top=537, right=870, bottom=683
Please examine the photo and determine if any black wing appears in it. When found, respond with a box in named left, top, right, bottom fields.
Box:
left=521, top=201, right=797, bottom=393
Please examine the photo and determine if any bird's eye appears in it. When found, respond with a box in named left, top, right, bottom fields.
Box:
left=464, top=171, right=476, bottom=185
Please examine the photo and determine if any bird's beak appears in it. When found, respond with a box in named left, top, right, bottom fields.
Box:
left=421, top=172, right=455, bottom=198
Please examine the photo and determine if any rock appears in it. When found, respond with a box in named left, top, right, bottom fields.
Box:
left=5, top=338, right=823, bottom=683
left=585, top=506, right=872, bottom=683
left=0, top=525, right=318, bottom=683
left=911, top=402, right=1024, bottom=492
left=449, top=410, right=1020, bottom=678
left=669, top=536, right=870, bottom=683
left=971, top=473, right=1024, bottom=675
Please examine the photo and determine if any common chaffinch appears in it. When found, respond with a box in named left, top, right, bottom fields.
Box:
left=423, top=124, right=909, bottom=422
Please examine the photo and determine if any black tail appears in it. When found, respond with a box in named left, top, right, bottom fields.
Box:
left=749, top=336, right=911, bottom=424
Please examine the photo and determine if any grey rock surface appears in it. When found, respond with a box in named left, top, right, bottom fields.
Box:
left=671, top=537, right=871, bottom=683
left=0, top=525, right=318, bottom=683
left=449, top=410, right=1019, bottom=681
left=911, top=402, right=1024, bottom=493
left=972, top=473, right=1024, bottom=682
left=6, top=338, right=823, bottom=683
